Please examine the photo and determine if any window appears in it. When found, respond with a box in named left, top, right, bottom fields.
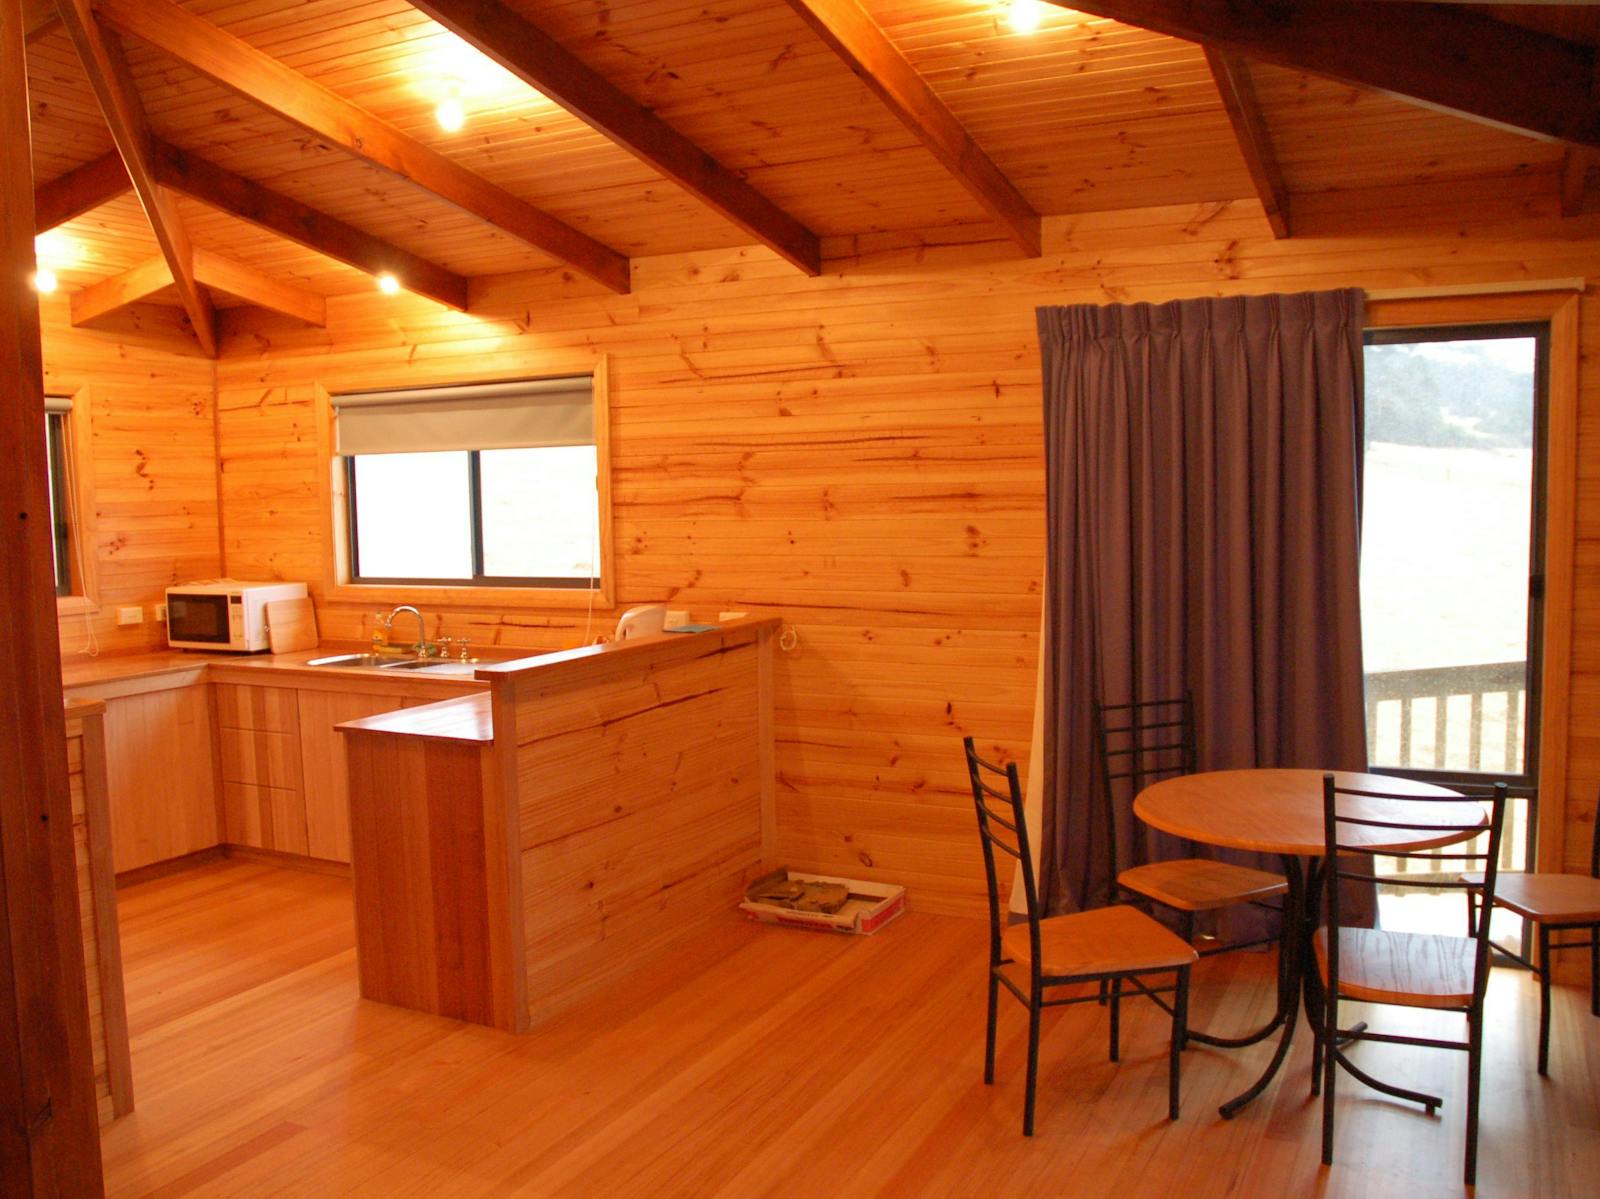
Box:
left=1360, top=322, right=1549, bottom=946
left=334, top=376, right=604, bottom=589
left=43, top=393, right=96, bottom=607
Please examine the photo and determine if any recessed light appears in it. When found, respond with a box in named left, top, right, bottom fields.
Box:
left=436, top=84, right=465, bottom=133
left=1007, top=0, right=1042, bottom=34
left=376, top=272, right=401, bottom=295
left=31, top=267, right=58, bottom=294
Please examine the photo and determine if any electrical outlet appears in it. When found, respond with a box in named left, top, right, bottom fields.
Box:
left=116, top=606, right=143, bottom=627
left=154, top=602, right=168, bottom=623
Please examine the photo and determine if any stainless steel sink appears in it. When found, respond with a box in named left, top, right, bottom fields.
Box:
left=305, top=653, right=478, bottom=674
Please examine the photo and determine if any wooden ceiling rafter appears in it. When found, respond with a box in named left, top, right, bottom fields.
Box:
left=407, top=0, right=821, bottom=277
left=24, top=0, right=61, bottom=43
left=33, top=150, right=130, bottom=233
left=1204, top=48, right=1290, bottom=239
left=54, top=0, right=216, bottom=356
left=1057, top=1, right=1600, bottom=150
left=148, top=141, right=471, bottom=312
left=91, top=0, right=631, bottom=294
left=782, top=0, right=1041, bottom=256
left=71, top=247, right=327, bottom=327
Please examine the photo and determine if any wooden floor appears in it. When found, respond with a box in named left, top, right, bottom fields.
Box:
left=102, top=862, right=1599, bottom=1198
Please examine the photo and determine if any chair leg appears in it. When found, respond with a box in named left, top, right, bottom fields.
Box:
left=1169, top=967, right=1189, bottom=1121
left=983, top=970, right=999, bottom=1085
left=1466, top=889, right=1479, bottom=937
left=1108, top=976, right=1122, bottom=1063
left=1310, top=1014, right=1323, bottom=1098
left=1538, top=923, right=1553, bottom=1076
left=1023, top=993, right=1041, bottom=1136
left=1321, top=991, right=1337, bottom=1166
left=1465, top=1007, right=1484, bottom=1187
left=1590, top=926, right=1599, bottom=1018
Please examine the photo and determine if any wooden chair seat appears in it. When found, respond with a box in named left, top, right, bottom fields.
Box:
left=1117, top=858, right=1288, bottom=912
left=1314, top=927, right=1476, bottom=1010
left=1003, top=905, right=1198, bottom=979
left=1459, top=871, right=1600, bottom=923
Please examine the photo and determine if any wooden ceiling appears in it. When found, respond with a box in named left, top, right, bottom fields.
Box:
left=22, top=0, right=1595, bottom=352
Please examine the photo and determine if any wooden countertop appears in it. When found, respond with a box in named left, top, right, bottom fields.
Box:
left=338, top=694, right=494, bottom=745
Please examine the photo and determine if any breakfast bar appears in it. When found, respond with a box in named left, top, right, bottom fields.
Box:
left=338, top=618, right=779, bottom=1031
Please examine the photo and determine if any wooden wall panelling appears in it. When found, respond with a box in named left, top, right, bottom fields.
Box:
left=62, top=701, right=132, bottom=1124
left=98, top=681, right=218, bottom=873
left=215, top=179, right=1600, bottom=914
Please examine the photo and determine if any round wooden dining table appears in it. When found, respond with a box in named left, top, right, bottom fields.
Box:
left=1134, top=768, right=1485, bottom=1118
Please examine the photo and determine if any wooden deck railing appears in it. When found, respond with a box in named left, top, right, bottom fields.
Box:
left=1364, top=660, right=1532, bottom=877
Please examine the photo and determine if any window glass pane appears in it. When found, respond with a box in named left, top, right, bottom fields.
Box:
left=1361, top=334, right=1537, bottom=775
left=479, top=446, right=599, bottom=580
left=351, top=452, right=472, bottom=579
left=46, top=413, right=70, bottom=595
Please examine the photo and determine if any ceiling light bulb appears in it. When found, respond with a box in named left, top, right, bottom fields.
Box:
left=31, top=267, right=58, bottom=294
left=435, top=90, right=465, bottom=133
left=1007, top=0, right=1042, bottom=34
left=376, top=272, right=401, bottom=296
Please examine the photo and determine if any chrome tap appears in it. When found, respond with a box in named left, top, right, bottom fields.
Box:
left=387, top=605, right=432, bottom=656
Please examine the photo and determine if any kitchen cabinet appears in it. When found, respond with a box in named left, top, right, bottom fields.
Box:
left=297, top=689, right=409, bottom=862
left=216, top=683, right=308, bottom=855
left=98, top=679, right=218, bottom=873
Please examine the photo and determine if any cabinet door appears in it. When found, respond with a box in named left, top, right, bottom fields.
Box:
left=298, top=690, right=405, bottom=863
left=101, top=685, right=218, bottom=872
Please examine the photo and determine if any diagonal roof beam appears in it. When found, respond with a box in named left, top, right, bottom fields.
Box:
left=149, top=141, right=469, bottom=311
left=72, top=249, right=327, bottom=327
left=782, top=0, right=1040, bottom=256
left=1204, top=49, right=1290, bottom=238
left=34, top=151, right=130, bottom=233
left=1057, top=1, right=1600, bottom=150
left=408, top=0, right=821, bottom=277
left=93, top=0, right=630, bottom=294
left=55, top=0, right=215, bottom=356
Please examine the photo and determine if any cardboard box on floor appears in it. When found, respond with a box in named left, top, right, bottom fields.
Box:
left=740, top=870, right=906, bottom=935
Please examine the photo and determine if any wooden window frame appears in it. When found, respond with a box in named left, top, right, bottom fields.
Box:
left=313, top=358, right=614, bottom=610
left=1366, top=291, right=1579, bottom=875
left=49, top=384, right=100, bottom=618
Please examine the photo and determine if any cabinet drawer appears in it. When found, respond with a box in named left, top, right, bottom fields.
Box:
left=222, top=781, right=309, bottom=856
left=219, top=727, right=304, bottom=791
left=215, top=684, right=299, bottom=734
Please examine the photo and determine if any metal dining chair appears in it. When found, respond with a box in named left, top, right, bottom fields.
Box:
left=1464, top=787, right=1600, bottom=1075
left=1315, top=776, right=1509, bottom=1188
left=963, top=736, right=1197, bottom=1135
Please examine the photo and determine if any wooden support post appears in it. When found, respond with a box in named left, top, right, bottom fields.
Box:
left=0, top=3, right=105, bottom=1195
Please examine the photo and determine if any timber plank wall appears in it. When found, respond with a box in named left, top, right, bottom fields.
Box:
left=43, top=180, right=1600, bottom=913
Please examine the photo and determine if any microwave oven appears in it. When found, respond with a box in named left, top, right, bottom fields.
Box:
left=165, top=580, right=309, bottom=652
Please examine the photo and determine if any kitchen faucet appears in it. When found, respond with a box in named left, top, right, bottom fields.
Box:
left=387, top=605, right=435, bottom=657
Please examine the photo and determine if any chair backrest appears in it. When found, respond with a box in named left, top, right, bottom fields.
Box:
left=1591, top=785, right=1600, bottom=880
left=1322, top=775, right=1508, bottom=1008
left=963, top=737, right=1041, bottom=979
left=1093, top=695, right=1198, bottom=882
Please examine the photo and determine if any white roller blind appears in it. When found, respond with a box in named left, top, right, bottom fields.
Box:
left=44, top=395, right=72, bottom=414
left=333, top=376, right=593, bottom=456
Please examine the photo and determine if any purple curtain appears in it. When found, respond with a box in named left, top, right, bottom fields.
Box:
left=1038, top=290, right=1368, bottom=916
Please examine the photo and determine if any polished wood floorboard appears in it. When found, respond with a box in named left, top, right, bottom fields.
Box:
left=102, top=861, right=1599, bottom=1197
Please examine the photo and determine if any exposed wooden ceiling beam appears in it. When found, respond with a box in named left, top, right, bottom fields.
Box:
left=1204, top=49, right=1290, bottom=239
left=149, top=141, right=469, bottom=312
left=408, top=0, right=821, bottom=277
left=1057, top=1, right=1600, bottom=150
left=782, top=0, right=1041, bottom=256
left=54, top=0, right=215, bottom=356
left=93, top=0, right=630, bottom=294
left=72, top=249, right=327, bottom=327
left=24, top=0, right=61, bottom=43
left=33, top=151, right=130, bottom=233
left=1561, top=148, right=1596, bottom=218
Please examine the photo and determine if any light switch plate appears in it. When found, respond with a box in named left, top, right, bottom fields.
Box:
left=116, top=606, right=143, bottom=626
left=154, top=603, right=168, bottom=623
